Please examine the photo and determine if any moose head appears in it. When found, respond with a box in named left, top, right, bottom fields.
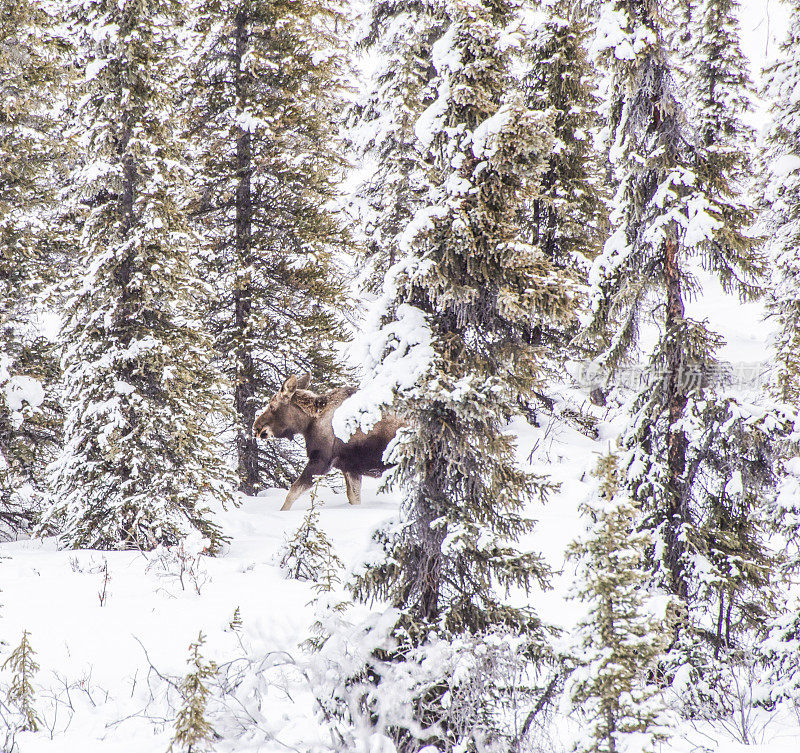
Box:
left=252, top=373, right=314, bottom=441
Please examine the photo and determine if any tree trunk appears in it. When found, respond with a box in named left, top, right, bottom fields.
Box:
left=233, top=2, right=260, bottom=495
left=664, top=234, right=689, bottom=600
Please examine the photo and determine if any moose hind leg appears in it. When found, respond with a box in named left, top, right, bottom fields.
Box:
left=343, top=471, right=362, bottom=506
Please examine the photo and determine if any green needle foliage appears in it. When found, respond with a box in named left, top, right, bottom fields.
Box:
left=568, top=453, right=673, bottom=753
left=345, top=0, right=576, bottom=749
left=3, top=629, right=40, bottom=733
left=0, top=0, right=68, bottom=539
left=41, top=0, right=235, bottom=551
left=171, top=632, right=218, bottom=753
left=578, top=0, right=785, bottom=716
left=524, top=0, right=607, bottom=272
left=185, top=0, right=353, bottom=494
left=279, top=484, right=343, bottom=587
left=346, top=0, right=445, bottom=291
left=760, top=4, right=800, bottom=406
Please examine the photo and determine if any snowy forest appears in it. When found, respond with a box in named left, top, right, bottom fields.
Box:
left=2, top=0, right=800, bottom=750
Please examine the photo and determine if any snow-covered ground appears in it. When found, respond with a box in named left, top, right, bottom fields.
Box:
left=0, top=409, right=602, bottom=752
left=4, top=400, right=799, bottom=751
left=0, top=484, right=399, bottom=751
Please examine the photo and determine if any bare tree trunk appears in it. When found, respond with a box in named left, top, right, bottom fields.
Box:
left=233, top=1, right=260, bottom=495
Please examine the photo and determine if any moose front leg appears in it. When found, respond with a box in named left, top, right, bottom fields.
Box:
left=281, top=457, right=329, bottom=511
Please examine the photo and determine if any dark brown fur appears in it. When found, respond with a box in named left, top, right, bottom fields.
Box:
left=253, top=374, right=404, bottom=510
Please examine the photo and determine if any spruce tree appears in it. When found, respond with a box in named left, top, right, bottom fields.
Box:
left=516, top=0, right=608, bottom=421
left=41, top=0, right=234, bottom=551
left=0, top=0, right=67, bottom=539
left=171, top=632, right=217, bottom=753
left=523, top=0, right=606, bottom=272
left=690, top=0, right=754, bottom=154
left=3, top=630, right=40, bottom=732
left=346, top=0, right=444, bottom=290
left=568, top=453, right=672, bottom=753
left=583, top=0, right=778, bottom=708
left=760, top=4, right=800, bottom=407
left=345, top=1, right=575, bottom=749
left=756, top=5, right=800, bottom=713
left=278, top=485, right=343, bottom=586
left=185, top=0, right=352, bottom=494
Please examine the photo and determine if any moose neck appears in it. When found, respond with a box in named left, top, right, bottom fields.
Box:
left=289, top=403, right=315, bottom=438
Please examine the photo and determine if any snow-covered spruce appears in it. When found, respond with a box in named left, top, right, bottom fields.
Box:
left=522, top=1, right=606, bottom=273
left=582, top=0, right=782, bottom=712
left=760, top=4, right=800, bottom=407
left=755, top=2, right=800, bottom=712
left=567, top=451, right=674, bottom=753
left=41, top=0, right=235, bottom=551
left=329, top=1, right=577, bottom=750
left=344, top=0, right=445, bottom=293
left=184, top=0, right=353, bottom=494
left=0, top=0, right=67, bottom=540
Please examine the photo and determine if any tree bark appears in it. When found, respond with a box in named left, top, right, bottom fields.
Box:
left=664, top=234, right=689, bottom=600
left=233, top=2, right=260, bottom=495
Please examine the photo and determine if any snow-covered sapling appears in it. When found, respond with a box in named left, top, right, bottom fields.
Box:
left=278, top=483, right=343, bottom=589
left=567, top=452, right=673, bottom=753
left=170, top=632, right=218, bottom=753
left=2, top=629, right=40, bottom=732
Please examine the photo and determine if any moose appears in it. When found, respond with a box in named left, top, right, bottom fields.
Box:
left=252, top=373, right=403, bottom=510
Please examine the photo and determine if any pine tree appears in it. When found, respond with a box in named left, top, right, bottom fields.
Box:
left=760, top=4, right=800, bottom=406
left=516, top=0, right=608, bottom=420
left=346, top=0, right=444, bottom=290
left=755, top=4, right=800, bottom=715
left=343, top=1, right=576, bottom=749
left=171, top=632, right=217, bottom=753
left=185, top=0, right=352, bottom=494
left=3, top=629, right=40, bottom=732
left=568, top=452, right=672, bottom=753
left=278, top=484, right=343, bottom=586
left=523, top=0, right=606, bottom=272
left=690, top=0, right=754, bottom=155
left=583, top=0, right=779, bottom=708
left=0, top=0, right=68, bottom=539
left=41, top=0, right=234, bottom=551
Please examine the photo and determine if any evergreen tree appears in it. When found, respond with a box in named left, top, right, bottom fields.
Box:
left=41, top=0, right=234, bottom=551
left=583, top=0, right=778, bottom=707
left=346, top=0, right=444, bottom=290
left=756, top=5, right=800, bottom=715
left=341, top=1, right=575, bottom=749
left=278, top=484, right=343, bottom=586
left=0, top=0, right=68, bottom=539
left=568, top=452, right=672, bottom=753
left=171, top=632, right=217, bottom=753
left=2, top=629, right=40, bottom=732
left=760, top=4, right=800, bottom=406
left=690, top=0, right=754, bottom=155
left=185, top=0, right=352, bottom=494
left=523, top=0, right=606, bottom=272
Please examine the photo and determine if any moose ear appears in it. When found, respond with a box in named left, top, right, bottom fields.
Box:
left=280, top=374, right=298, bottom=398
left=296, top=372, right=311, bottom=390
